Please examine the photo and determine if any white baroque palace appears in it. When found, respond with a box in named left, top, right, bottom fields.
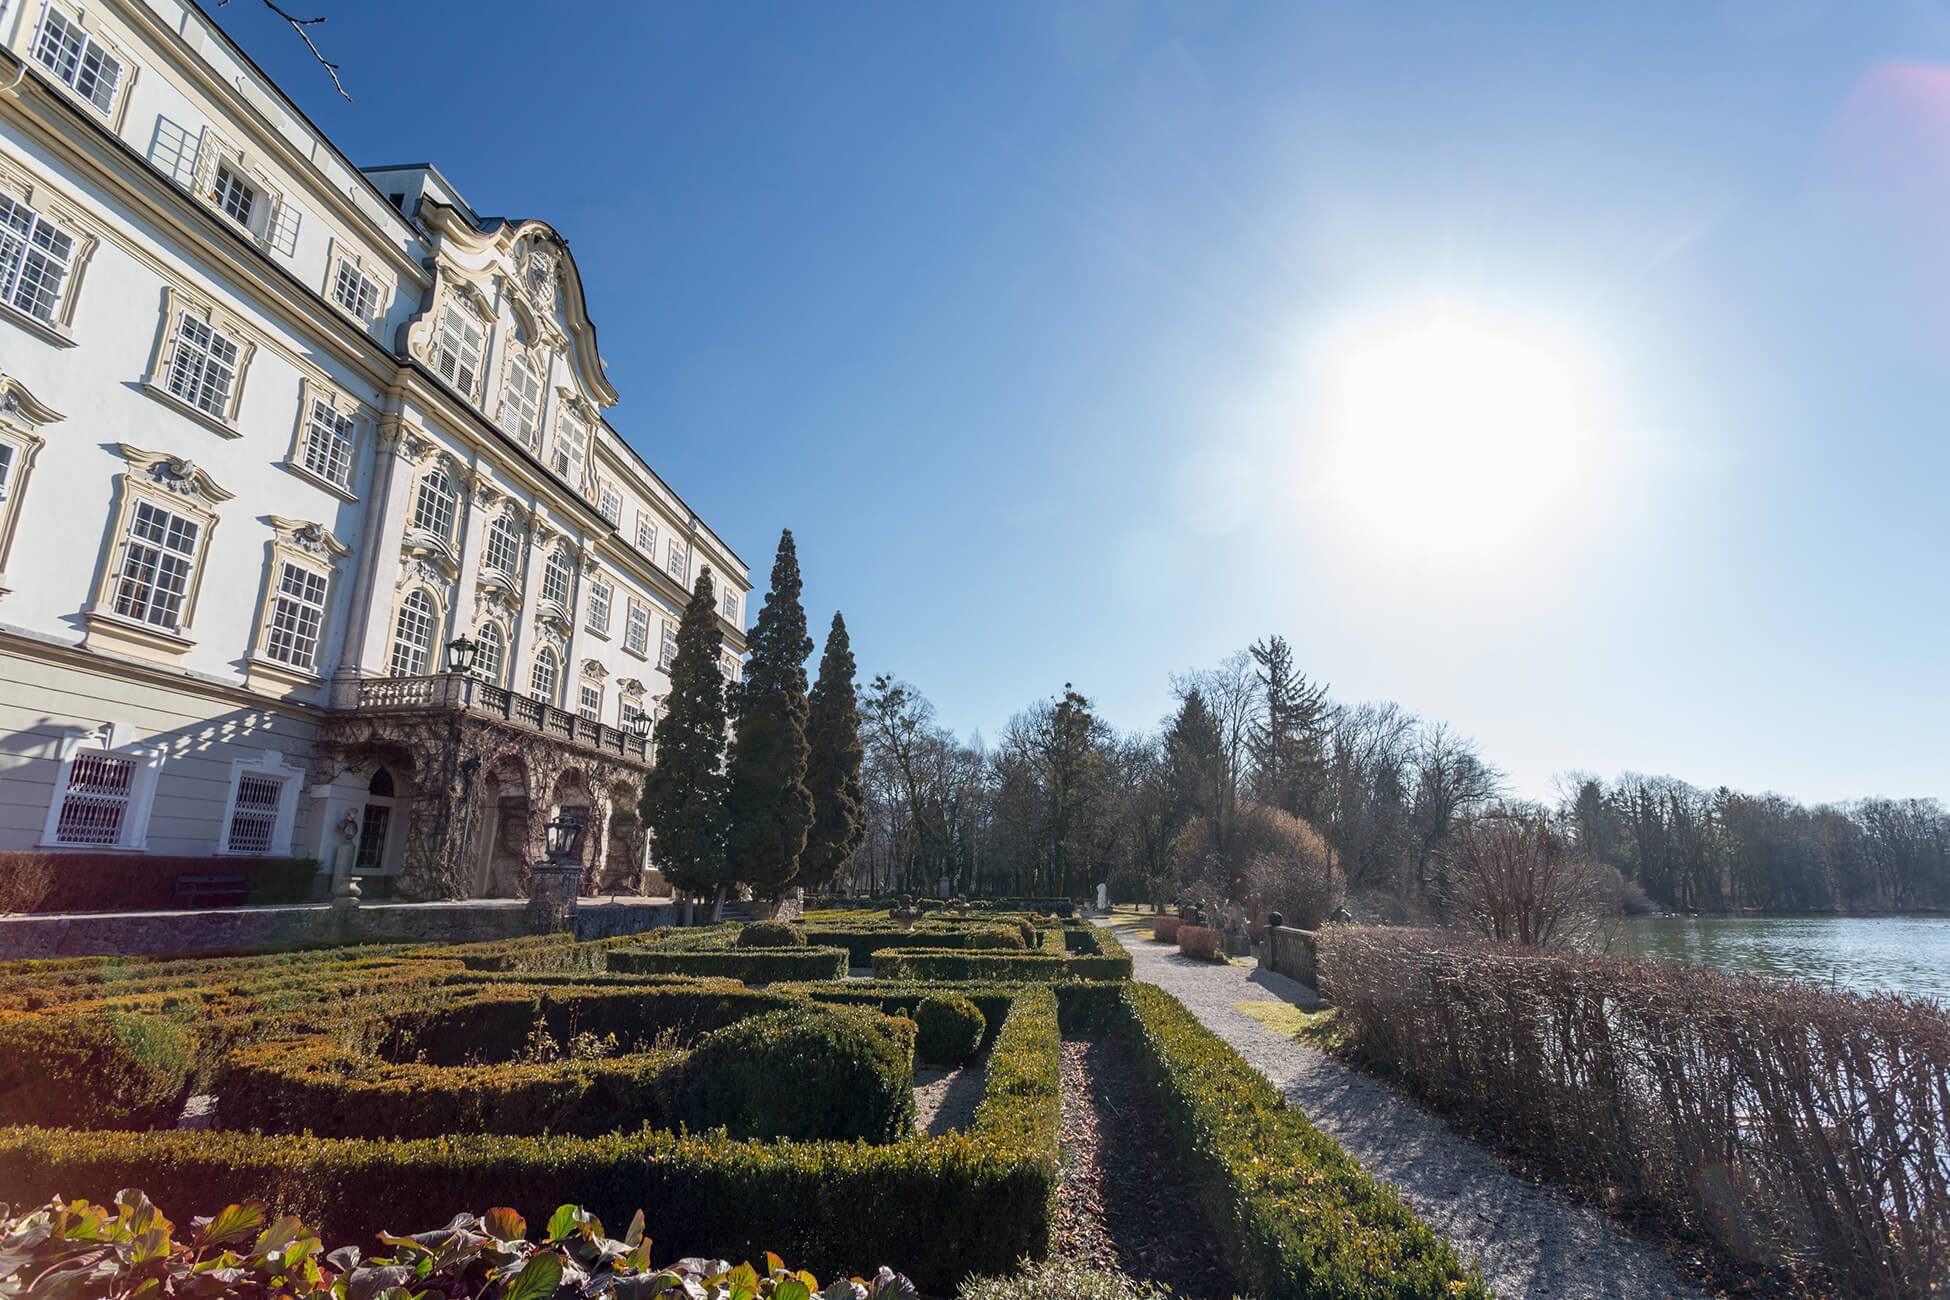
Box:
left=0, top=0, right=749, bottom=899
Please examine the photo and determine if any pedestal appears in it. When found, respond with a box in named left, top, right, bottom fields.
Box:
left=526, top=861, right=583, bottom=934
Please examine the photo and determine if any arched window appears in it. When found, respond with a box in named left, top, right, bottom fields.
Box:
left=484, top=513, right=522, bottom=577
left=530, top=646, right=559, bottom=703
left=411, top=467, right=456, bottom=542
left=355, top=766, right=397, bottom=872
left=504, top=354, right=542, bottom=445
left=389, top=589, right=436, bottom=676
left=540, top=548, right=572, bottom=608
left=475, top=622, right=505, bottom=686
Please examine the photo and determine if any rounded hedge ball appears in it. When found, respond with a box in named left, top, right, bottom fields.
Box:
left=913, top=994, right=986, bottom=1067
left=735, top=920, right=808, bottom=949
left=676, top=1003, right=916, bottom=1142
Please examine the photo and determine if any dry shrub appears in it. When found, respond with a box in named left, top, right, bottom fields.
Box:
left=1443, top=812, right=1616, bottom=949
left=1151, top=915, right=1182, bottom=943
left=1319, top=926, right=1950, bottom=1298
left=0, top=854, right=56, bottom=914
left=1177, top=926, right=1223, bottom=962
left=1237, top=805, right=1341, bottom=931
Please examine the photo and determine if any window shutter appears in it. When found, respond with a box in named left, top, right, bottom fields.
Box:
left=191, top=129, right=220, bottom=200
left=266, top=194, right=302, bottom=256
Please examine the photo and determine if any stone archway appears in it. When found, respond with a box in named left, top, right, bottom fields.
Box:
left=547, top=768, right=597, bottom=891
left=470, top=751, right=533, bottom=899
left=599, top=780, right=646, bottom=894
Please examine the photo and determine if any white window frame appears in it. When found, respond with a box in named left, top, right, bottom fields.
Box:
left=722, top=590, right=740, bottom=623
left=331, top=256, right=381, bottom=325
left=291, top=390, right=358, bottom=494
left=597, top=482, right=621, bottom=525
left=37, top=723, right=163, bottom=851
left=83, top=447, right=230, bottom=660
left=474, top=620, right=507, bottom=687
left=482, top=513, right=522, bottom=577
left=389, top=587, right=440, bottom=677
left=212, top=162, right=257, bottom=229
left=530, top=645, right=560, bottom=704
left=502, top=352, right=543, bottom=446
left=410, top=466, right=458, bottom=544
left=635, top=510, right=657, bottom=555
left=587, top=578, right=612, bottom=634
left=435, top=301, right=485, bottom=400
left=216, top=751, right=302, bottom=857
left=660, top=619, right=677, bottom=669
left=540, top=548, right=572, bottom=609
left=261, top=559, right=329, bottom=671
left=552, top=413, right=587, bottom=487
left=578, top=680, right=603, bottom=723
left=625, top=600, right=650, bottom=655
left=0, top=193, right=76, bottom=325
left=30, top=6, right=128, bottom=120
left=142, top=289, right=257, bottom=434
left=666, top=539, right=686, bottom=584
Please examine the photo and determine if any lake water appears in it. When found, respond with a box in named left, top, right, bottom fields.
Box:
left=1619, top=915, right=1950, bottom=1002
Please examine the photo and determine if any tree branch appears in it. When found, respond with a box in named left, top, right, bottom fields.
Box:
left=218, top=0, right=349, bottom=101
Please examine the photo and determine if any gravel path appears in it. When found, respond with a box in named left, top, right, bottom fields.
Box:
left=1099, top=918, right=1704, bottom=1300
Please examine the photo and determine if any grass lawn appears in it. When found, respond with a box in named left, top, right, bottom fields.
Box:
left=1231, top=1000, right=1347, bottom=1051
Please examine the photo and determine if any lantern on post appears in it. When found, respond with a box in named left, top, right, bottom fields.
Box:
left=544, top=811, right=584, bottom=863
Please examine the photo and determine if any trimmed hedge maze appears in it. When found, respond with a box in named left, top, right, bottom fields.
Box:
left=0, top=917, right=1484, bottom=1299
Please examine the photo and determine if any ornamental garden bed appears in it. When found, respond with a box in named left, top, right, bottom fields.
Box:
left=0, top=922, right=1481, bottom=1299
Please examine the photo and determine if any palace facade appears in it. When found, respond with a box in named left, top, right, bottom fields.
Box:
left=0, top=0, right=749, bottom=899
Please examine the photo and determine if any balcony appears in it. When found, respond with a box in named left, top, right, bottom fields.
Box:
left=347, top=673, right=650, bottom=763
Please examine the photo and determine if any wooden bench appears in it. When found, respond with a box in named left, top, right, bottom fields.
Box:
left=174, top=874, right=249, bottom=908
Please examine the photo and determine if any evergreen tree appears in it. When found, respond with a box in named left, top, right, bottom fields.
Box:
left=800, top=611, right=866, bottom=892
left=722, top=529, right=814, bottom=899
left=640, top=568, right=728, bottom=919
left=1249, top=634, right=1331, bottom=821
left=1163, top=687, right=1222, bottom=845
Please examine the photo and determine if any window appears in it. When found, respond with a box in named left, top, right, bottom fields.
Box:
left=666, top=539, right=686, bottom=584
left=332, top=260, right=380, bottom=321
left=355, top=767, right=395, bottom=872
left=112, top=499, right=199, bottom=630
left=411, top=468, right=456, bottom=542
left=164, top=312, right=240, bottom=419
left=722, top=590, right=739, bottom=623
left=504, top=355, right=542, bottom=444
left=299, top=398, right=357, bottom=491
left=483, top=514, right=522, bottom=577
left=212, top=164, right=256, bottom=228
left=540, top=549, right=571, bottom=608
left=0, top=443, right=12, bottom=500
left=587, top=579, right=611, bottom=633
left=721, top=653, right=741, bottom=683
left=660, top=619, right=677, bottom=669
left=475, top=622, right=505, bottom=685
left=224, top=772, right=284, bottom=854
left=435, top=303, right=483, bottom=398
left=621, top=700, right=645, bottom=733
left=32, top=9, right=121, bottom=114
left=598, top=483, right=621, bottom=525
left=530, top=646, right=559, bottom=703
left=635, top=511, right=657, bottom=555
left=578, top=681, right=602, bottom=722
left=552, top=414, right=587, bottom=486
left=51, top=750, right=135, bottom=845
left=0, top=195, right=75, bottom=323
left=625, top=601, right=649, bottom=654
left=389, top=588, right=436, bottom=676
left=263, top=561, right=328, bottom=670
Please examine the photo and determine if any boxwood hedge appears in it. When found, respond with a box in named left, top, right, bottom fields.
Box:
left=604, top=946, right=848, bottom=982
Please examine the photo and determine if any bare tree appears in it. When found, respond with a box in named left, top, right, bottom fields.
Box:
left=1445, top=808, right=1615, bottom=949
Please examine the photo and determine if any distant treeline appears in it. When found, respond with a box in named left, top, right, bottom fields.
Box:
left=843, top=638, right=1947, bottom=916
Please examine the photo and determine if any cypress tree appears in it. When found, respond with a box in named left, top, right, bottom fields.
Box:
left=722, top=529, right=814, bottom=899
left=640, top=568, right=728, bottom=919
left=800, top=611, right=865, bottom=892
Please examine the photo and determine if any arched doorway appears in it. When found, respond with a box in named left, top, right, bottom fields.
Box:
left=470, top=754, right=532, bottom=898
left=354, top=765, right=405, bottom=893
left=600, top=780, right=646, bottom=894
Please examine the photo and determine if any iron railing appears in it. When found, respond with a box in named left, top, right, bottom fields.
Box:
left=350, top=673, right=650, bottom=762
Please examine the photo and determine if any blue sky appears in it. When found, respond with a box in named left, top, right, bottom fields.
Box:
left=223, top=0, right=1950, bottom=806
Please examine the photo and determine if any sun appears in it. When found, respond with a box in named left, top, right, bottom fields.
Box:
left=1321, top=311, right=1592, bottom=562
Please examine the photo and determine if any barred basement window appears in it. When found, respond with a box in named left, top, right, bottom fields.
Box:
left=0, top=195, right=75, bottom=323
left=113, top=499, right=199, bottom=630
left=389, top=589, right=436, bottom=676
left=165, top=313, right=240, bottom=418
left=436, top=304, right=483, bottom=398
left=33, top=9, right=121, bottom=114
left=300, top=399, right=356, bottom=490
left=264, top=562, right=328, bottom=670
left=332, top=260, right=380, bottom=321
left=587, top=579, right=611, bottom=633
left=412, top=468, right=456, bottom=542
left=225, top=773, right=284, bottom=854
left=53, top=751, right=135, bottom=845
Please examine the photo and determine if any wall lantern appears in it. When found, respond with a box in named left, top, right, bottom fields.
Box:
left=545, top=812, right=584, bottom=862
left=629, top=709, right=653, bottom=739
left=444, top=634, right=479, bottom=675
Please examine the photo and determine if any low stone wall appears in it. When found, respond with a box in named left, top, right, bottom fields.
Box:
left=748, top=888, right=805, bottom=923
left=1262, top=925, right=1320, bottom=989
left=0, top=897, right=674, bottom=959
